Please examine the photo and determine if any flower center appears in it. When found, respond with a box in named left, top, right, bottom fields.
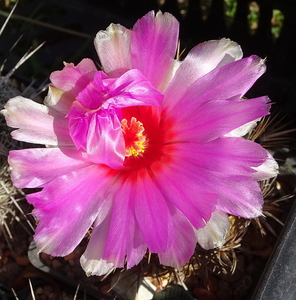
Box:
left=121, top=117, right=147, bottom=157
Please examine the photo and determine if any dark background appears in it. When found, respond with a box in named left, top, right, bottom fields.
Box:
left=1, top=0, right=296, bottom=122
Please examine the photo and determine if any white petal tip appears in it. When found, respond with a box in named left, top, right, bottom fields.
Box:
left=80, top=256, right=115, bottom=277
left=195, top=211, right=230, bottom=250
left=252, top=156, right=279, bottom=181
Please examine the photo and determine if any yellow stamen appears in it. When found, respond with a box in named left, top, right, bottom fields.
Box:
left=121, top=117, right=146, bottom=157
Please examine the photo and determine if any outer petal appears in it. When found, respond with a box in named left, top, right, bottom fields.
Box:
left=8, top=148, right=91, bottom=188
left=195, top=211, right=230, bottom=249
left=184, top=38, right=243, bottom=76
left=103, top=179, right=146, bottom=269
left=158, top=206, right=197, bottom=269
left=44, top=85, right=75, bottom=114
left=27, top=164, right=113, bottom=256
left=95, top=24, right=132, bottom=78
left=131, top=11, right=179, bottom=88
left=2, top=96, right=73, bottom=146
left=50, top=58, right=97, bottom=97
left=169, top=158, right=264, bottom=218
left=164, top=55, right=266, bottom=114
left=252, top=151, right=279, bottom=180
left=208, top=173, right=264, bottom=218
left=80, top=205, right=115, bottom=277
left=169, top=137, right=272, bottom=178
left=81, top=178, right=147, bottom=276
left=153, top=159, right=218, bottom=230
left=164, top=38, right=243, bottom=104
left=171, top=97, right=271, bottom=143
left=134, top=171, right=171, bottom=253
left=224, top=118, right=261, bottom=137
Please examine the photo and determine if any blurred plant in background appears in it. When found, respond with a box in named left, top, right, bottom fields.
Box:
left=0, top=0, right=288, bottom=87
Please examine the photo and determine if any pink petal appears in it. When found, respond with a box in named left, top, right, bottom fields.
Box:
left=164, top=136, right=276, bottom=218
left=195, top=211, right=230, bottom=249
left=50, top=58, right=97, bottom=97
left=103, top=69, right=163, bottom=108
left=85, top=112, right=125, bottom=169
left=170, top=137, right=272, bottom=178
left=205, top=171, right=264, bottom=218
left=95, top=23, right=132, bottom=78
left=216, top=176, right=264, bottom=218
left=167, top=157, right=264, bottom=218
left=171, top=97, right=271, bottom=142
left=67, top=106, right=125, bottom=169
left=164, top=38, right=243, bottom=105
left=27, top=164, right=113, bottom=256
left=66, top=101, right=94, bottom=150
left=81, top=179, right=147, bottom=275
left=165, top=55, right=266, bottom=114
left=131, top=11, right=179, bottom=88
left=103, top=179, right=146, bottom=268
left=3, top=96, right=72, bottom=146
left=73, top=69, right=163, bottom=111
left=44, top=85, right=75, bottom=114
left=158, top=206, right=197, bottom=269
left=67, top=69, right=163, bottom=168
left=8, top=148, right=91, bottom=188
left=133, top=171, right=171, bottom=253
left=75, top=71, right=110, bottom=110
left=80, top=198, right=115, bottom=276
left=154, top=159, right=218, bottom=229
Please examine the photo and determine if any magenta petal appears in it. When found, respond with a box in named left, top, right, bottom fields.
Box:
left=8, top=148, right=91, bottom=188
left=74, top=69, right=163, bottom=111
left=50, top=59, right=97, bottom=97
left=67, top=69, right=163, bottom=168
left=158, top=206, right=196, bottom=269
left=80, top=203, right=115, bottom=276
left=167, top=157, right=263, bottom=218
left=215, top=175, right=264, bottom=218
left=95, top=23, right=132, bottom=78
left=85, top=112, right=125, bottom=169
left=67, top=103, right=125, bottom=169
left=81, top=179, right=146, bottom=275
left=75, top=72, right=109, bottom=110
left=66, top=101, right=93, bottom=151
left=131, top=11, right=179, bottom=88
left=172, top=137, right=271, bottom=178
left=197, top=168, right=264, bottom=218
left=155, top=161, right=218, bottom=229
left=104, top=69, right=163, bottom=108
left=27, top=165, right=112, bottom=256
left=103, top=179, right=146, bottom=268
left=165, top=55, right=266, bottom=114
left=172, top=97, right=270, bottom=142
left=134, top=173, right=171, bottom=253
left=3, top=96, right=72, bottom=146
